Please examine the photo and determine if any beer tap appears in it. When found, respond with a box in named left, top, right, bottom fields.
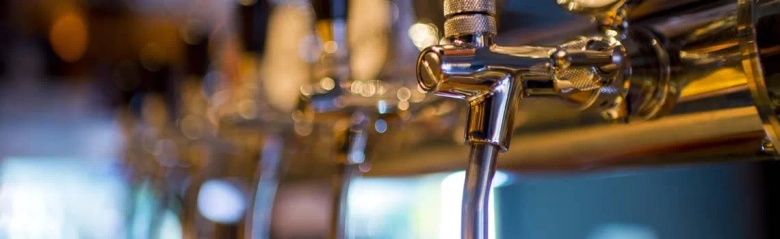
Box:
left=416, top=0, right=630, bottom=238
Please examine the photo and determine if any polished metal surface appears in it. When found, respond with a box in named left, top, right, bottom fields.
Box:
left=462, top=144, right=499, bottom=239
left=418, top=39, right=554, bottom=150
left=496, top=0, right=770, bottom=117
left=404, top=0, right=780, bottom=176
left=418, top=1, right=630, bottom=237
left=741, top=0, right=780, bottom=153
left=635, top=0, right=749, bottom=117
left=409, top=1, right=780, bottom=236
left=396, top=1, right=772, bottom=179
left=417, top=34, right=627, bottom=149
left=502, top=0, right=758, bottom=123
left=387, top=0, right=780, bottom=177
left=368, top=106, right=767, bottom=176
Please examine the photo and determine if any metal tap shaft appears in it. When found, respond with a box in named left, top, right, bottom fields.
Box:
left=463, top=143, right=499, bottom=239
left=440, top=1, right=504, bottom=238
left=446, top=0, right=502, bottom=238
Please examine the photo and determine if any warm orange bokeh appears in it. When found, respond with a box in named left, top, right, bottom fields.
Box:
left=49, top=12, right=88, bottom=63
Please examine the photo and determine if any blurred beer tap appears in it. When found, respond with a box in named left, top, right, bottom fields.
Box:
left=292, top=1, right=359, bottom=238
left=281, top=0, right=443, bottom=238
left=217, top=1, right=298, bottom=239
left=119, top=4, right=254, bottom=236
left=174, top=1, right=287, bottom=238
left=120, top=63, right=192, bottom=239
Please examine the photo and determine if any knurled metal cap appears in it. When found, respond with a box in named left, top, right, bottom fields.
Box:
left=554, top=38, right=601, bottom=91
left=444, top=0, right=496, bottom=17
left=444, top=14, right=497, bottom=38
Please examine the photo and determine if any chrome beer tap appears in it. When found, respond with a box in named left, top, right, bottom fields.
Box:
left=416, top=0, right=628, bottom=238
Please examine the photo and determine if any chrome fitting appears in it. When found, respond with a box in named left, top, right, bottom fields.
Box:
left=417, top=42, right=552, bottom=151
left=417, top=36, right=625, bottom=150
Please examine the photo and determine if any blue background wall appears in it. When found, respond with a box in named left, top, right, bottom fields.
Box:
left=496, top=163, right=762, bottom=239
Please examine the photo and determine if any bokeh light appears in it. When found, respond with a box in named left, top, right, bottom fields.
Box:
left=408, top=23, right=439, bottom=50
left=197, top=179, right=247, bottom=224
left=49, top=12, right=88, bottom=63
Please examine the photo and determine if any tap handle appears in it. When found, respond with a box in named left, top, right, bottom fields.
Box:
left=444, top=0, right=496, bottom=17
left=444, top=14, right=497, bottom=39
left=442, top=0, right=497, bottom=38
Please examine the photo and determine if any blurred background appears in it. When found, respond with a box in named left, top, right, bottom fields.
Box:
left=0, top=0, right=775, bottom=238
